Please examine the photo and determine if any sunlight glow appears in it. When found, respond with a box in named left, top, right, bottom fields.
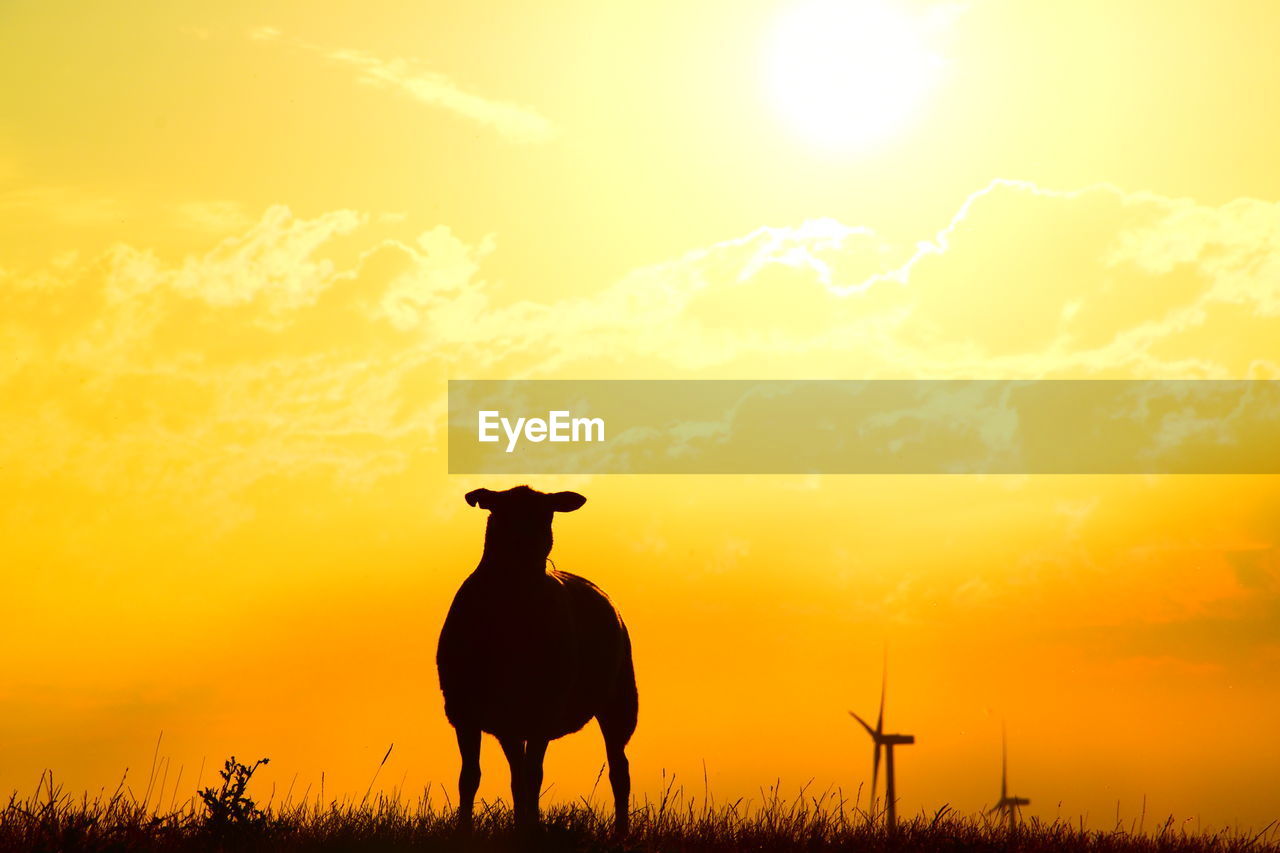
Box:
left=766, top=0, right=945, bottom=150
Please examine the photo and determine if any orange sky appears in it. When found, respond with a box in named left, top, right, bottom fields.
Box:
left=2, top=0, right=1280, bottom=832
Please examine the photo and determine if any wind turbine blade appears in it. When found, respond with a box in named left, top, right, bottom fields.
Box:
left=848, top=710, right=877, bottom=738
left=877, top=648, right=887, bottom=735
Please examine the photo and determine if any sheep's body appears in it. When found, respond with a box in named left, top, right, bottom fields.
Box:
left=438, top=568, right=636, bottom=740
left=436, top=486, right=637, bottom=834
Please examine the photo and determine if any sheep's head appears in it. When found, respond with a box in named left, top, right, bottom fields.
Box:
left=466, top=485, right=586, bottom=567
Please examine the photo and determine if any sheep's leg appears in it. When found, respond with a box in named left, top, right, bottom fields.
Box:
left=598, top=652, right=638, bottom=837
left=455, top=726, right=481, bottom=831
left=497, top=736, right=529, bottom=829
left=598, top=715, right=633, bottom=836
left=523, top=738, right=549, bottom=827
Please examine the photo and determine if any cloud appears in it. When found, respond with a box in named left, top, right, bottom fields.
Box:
left=4, top=179, right=1280, bottom=539
left=251, top=27, right=557, bottom=143
left=0, top=205, right=490, bottom=542
left=0, top=185, right=126, bottom=226
left=0, top=188, right=258, bottom=242
left=172, top=200, right=255, bottom=234
left=538, top=179, right=1280, bottom=378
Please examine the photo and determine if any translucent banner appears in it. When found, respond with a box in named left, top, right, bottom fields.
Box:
left=447, top=380, right=1280, bottom=474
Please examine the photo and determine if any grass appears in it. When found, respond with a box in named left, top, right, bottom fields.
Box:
left=3, top=760, right=1278, bottom=853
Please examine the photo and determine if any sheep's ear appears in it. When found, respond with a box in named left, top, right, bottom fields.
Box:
left=465, top=488, right=497, bottom=509
left=548, top=491, right=586, bottom=513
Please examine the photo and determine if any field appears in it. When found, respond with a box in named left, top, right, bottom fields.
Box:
left=3, top=759, right=1277, bottom=853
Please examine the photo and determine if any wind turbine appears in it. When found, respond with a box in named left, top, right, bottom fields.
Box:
left=989, top=722, right=1030, bottom=832
left=848, top=653, right=914, bottom=833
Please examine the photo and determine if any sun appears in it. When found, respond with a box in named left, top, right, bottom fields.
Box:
left=765, top=0, right=945, bottom=150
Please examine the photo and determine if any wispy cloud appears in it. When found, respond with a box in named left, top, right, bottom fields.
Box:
left=172, top=200, right=254, bottom=234
left=0, top=185, right=126, bottom=226
left=251, top=26, right=557, bottom=144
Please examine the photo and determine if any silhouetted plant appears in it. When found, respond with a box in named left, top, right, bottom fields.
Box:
left=198, top=756, right=269, bottom=832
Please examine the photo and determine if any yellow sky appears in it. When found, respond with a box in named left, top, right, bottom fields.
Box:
left=3, top=0, right=1280, bottom=832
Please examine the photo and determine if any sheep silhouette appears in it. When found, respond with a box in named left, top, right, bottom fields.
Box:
left=437, top=485, right=638, bottom=834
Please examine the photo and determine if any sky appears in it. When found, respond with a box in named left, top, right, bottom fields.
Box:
left=2, top=0, right=1280, bottom=832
